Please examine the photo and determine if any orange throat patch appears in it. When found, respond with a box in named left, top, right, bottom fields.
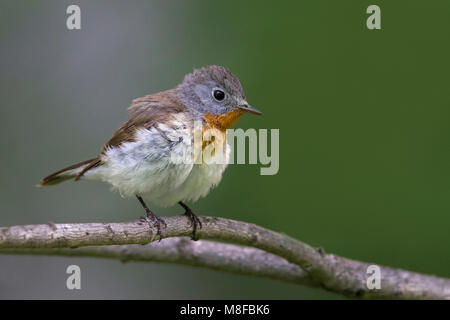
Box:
left=203, top=109, right=245, bottom=131
left=200, top=109, right=244, bottom=157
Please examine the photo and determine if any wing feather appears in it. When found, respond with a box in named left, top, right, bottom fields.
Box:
left=101, top=90, right=188, bottom=153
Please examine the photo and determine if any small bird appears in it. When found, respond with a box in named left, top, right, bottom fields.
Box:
left=39, top=65, right=262, bottom=239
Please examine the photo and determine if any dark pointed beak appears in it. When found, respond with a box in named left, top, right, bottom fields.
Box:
left=238, top=103, right=262, bottom=115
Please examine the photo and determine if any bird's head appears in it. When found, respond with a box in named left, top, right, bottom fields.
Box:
left=176, top=65, right=261, bottom=129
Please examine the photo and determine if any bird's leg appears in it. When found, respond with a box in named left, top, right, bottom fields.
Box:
left=178, top=201, right=202, bottom=240
left=136, top=195, right=166, bottom=240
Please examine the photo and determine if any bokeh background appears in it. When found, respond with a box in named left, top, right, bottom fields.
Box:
left=1, top=0, right=449, bottom=299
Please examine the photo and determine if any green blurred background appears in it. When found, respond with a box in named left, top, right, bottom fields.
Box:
left=0, top=0, right=449, bottom=299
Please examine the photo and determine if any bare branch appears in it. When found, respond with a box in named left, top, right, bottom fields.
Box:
left=0, top=216, right=449, bottom=299
left=0, top=237, right=317, bottom=288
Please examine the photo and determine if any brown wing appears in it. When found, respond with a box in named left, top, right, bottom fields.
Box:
left=101, top=90, right=188, bottom=153
left=42, top=91, right=188, bottom=183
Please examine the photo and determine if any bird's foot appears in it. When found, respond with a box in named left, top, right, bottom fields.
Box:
left=140, top=210, right=167, bottom=241
left=183, top=208, right=202, bottom=241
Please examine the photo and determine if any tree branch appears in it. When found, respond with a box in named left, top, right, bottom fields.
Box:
left=0, top=216, right=449, bottom=299
left=0, top=238, right=317, bottom=288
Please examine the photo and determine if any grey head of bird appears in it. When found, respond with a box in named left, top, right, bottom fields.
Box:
left=175, top=65, right=262, bottom=123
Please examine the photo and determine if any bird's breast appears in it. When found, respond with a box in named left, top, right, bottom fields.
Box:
left=203, top=109, right=244, bottom=131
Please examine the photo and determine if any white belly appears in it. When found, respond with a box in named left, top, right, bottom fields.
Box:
left=154, top=159, right=229, bottom=206
left=87, top=126, right=230, bottom=207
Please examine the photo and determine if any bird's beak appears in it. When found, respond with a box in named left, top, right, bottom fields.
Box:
left=238, top=103, right=262, bottom=115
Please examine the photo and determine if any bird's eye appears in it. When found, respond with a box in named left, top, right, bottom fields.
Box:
left=213, top=89, right=225, bottom=101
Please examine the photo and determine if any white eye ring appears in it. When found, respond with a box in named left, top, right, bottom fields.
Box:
left=212, top=88, right=226, bottom=101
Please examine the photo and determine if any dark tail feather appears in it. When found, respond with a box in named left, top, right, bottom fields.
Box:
left=38, top=157, right=101, bottom=187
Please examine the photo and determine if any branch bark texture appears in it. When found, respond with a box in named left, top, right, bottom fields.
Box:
left=0, top=216, right=449, bottom=299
